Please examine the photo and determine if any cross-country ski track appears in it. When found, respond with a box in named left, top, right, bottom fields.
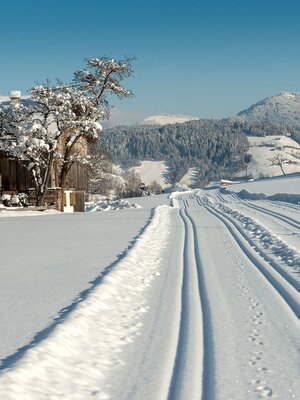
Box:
left=0, top=191, right=299, bottom=399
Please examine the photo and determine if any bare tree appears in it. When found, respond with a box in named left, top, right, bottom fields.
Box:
left=269, top=153, right=291, bottom=175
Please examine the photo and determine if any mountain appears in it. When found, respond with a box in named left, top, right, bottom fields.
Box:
left=139, top=114, right=199, bottom=126
left=235, top=91, right=300, bottom=129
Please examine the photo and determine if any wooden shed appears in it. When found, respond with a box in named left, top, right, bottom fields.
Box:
left=0, top=153, right=88, bottom=212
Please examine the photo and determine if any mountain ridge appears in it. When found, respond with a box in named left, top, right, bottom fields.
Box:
left=233, top=91, right=300, bottom=128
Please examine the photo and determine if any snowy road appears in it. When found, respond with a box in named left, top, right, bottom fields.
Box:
left=0, top=190, right=299, bottom=399
left=178, top=193, right=300, bottom=399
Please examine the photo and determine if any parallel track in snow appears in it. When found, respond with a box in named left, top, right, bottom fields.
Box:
left=242, top=201, right=300, bottom=231
left=265, top=200, right=300, bottom=214
left=195, top=197, right=300, bottom=320
left=167, top=202, right=213, bottom=400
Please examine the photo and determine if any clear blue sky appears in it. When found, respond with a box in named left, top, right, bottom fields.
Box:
left=1, top=0, right=300, bottom=121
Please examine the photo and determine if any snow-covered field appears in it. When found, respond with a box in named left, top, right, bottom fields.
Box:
left=229, top=171, right=300, bottom=196
left=236, top=135, right=300, bottom=179
left=0, top=178, right=299, bottom=399
left=132, top=160, right=169, bottom=189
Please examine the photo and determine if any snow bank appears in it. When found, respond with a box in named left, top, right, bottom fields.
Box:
left=85, top=199, right=141, bottom=212
left=168, top=188, right=194, bottom=208
left=164, top=183, right=190, bottom=193
left=227, top=188, right=300, bottom=205
left=0, top=205, right=172, bottom=399
left=229, top=172, right=300, bottom=196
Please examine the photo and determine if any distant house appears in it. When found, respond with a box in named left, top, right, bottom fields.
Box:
left=220, top=179, right=239, bottom=187
left=0, top=91, right=88, bottom=211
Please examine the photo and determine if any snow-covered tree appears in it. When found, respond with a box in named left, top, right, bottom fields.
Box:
left=0, top=56, right=134, bottom=208
left=0, top=103, right=56, bottom=203
left=122, top=170, right=142, bottom=197
left=147, top=180, right=162, bottom=195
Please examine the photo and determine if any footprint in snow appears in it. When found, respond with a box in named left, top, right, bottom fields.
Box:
left=255, top=384, right=273, bottom=398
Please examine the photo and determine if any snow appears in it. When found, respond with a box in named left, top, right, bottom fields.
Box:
left=236, top=135, right=300, bottom=179
left=85, top=199, right=141, bottom=212
left=0, top=205, right=172, bottom=400
left=179, top=167, right=198, bottom=186
left=140, top=114, right=199, bottom=126
left=0, top=176, right=300, bottom=398
left=0, top=209, right=61, bottom=218
left=228, top=171, right=300, bottom=196
left=132, top=160, right=169, bottom=188
left=8, top=91, right=21, bottom=99
left=236, top=90, right=300, bottom=128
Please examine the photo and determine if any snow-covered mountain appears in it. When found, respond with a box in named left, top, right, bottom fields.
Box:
left=139, top=114, right=199, bottom=126
left=235, top=91, right=300, bottom=128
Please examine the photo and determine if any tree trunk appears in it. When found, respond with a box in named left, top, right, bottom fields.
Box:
left=38, top=154, right=54, bottom=206
left=60, top=167, right=68, bottom=212
left=280, top=164, right=286, bottom=175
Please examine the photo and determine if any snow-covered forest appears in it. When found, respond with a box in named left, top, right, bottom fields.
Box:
left=102, top=91, right=300, bottom=186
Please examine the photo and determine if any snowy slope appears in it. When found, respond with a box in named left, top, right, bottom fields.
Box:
left=132, top=160, right=169, bottom=188
left=179, top=167, right=198, bottom=186
left=139, top=114, right=199, bottom=125
left=236, top=91, right=300, bottom=128
left=229, top=171, right=300, bottom=196
left=236, top=135, right=300, bottom=179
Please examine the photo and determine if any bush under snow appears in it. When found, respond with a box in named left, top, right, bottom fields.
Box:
left=85, top=199, right=141, bottom=212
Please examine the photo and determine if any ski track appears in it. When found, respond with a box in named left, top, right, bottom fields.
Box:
left=191, top=193, right=300, bottom=399
left=195, top=196, right=300, bottom=311
left=199, top=195, right=300, bottom=290
left=1, top=190, right=300, bottom=399
left=167, top=207, right=203, bottom=400
left=167, top=200, right=214, bottom=400
left=230, top=200, right=300, bottom=250
left=243, top=201, right=300, bottom=230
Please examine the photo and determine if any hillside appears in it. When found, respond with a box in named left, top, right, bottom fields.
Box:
left=102, top=119, right=249, bottom=185
left=102, top=91, right=300, bottom=187
left=235, top=135, right=300, bottom=179
left=132, top=161, right=169, bottom=189
left=235, top=91, right=300, bottom=130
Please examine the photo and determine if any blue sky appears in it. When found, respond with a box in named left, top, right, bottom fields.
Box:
left=1, top=0, right=300, bottom=121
